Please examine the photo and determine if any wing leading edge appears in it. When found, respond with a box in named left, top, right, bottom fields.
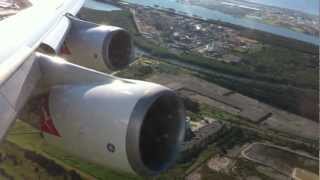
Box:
left=0, top=0, right=85, bottom=142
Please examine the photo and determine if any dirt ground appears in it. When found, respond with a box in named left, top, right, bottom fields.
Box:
left=207, top=156, right=231, bottom=172
left=242, top=143, right=318, bottom=176
left=186, top=171, right=202, bottom=180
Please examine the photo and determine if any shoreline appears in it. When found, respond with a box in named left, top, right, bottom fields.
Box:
left=117, top=1, right=319, bottom=54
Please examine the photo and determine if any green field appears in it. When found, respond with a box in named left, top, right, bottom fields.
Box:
left=1, top=120, right=197, bottom=180
left=4, top=121, right=140, bottom=180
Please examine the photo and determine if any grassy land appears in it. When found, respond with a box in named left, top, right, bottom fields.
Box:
left=120, top=55, right=317, bottom=121
left=135, top=36, right=318, bottom=90
left=233, top=159, right=275, bottom=180
left=0, top=142, right=59, bottom=180
left=137, top=40, right=318, bottom=119
left=4, top=121, right=140, bottom=180
left=194, top=70, right=318, bottom=120
left=200, top=165, right=236, bottom=180
left=239, top=44, right=318, bottom=89
left=3, top=120, right=201, bottom=180
left=115, top=57, right=182, bottom=79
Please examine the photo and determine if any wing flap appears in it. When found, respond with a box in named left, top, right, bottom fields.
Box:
left=0, top=54, right=41, bottom=141
left=40, top=16, right=70, bottom=53
left=40, top=0, right=85, bottom=54
left=0, top=54, right=40, bottom=111
left=0, top=93, right=17, bottom=141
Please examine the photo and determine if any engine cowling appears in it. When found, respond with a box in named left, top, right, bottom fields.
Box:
left=63, top=16, right=133, bottom=72
left=44, top=79, right=186, bottom=176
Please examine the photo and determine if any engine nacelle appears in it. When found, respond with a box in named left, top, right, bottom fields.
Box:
left=45, top=80, right=185, bottom=176
left=63, top=16, right=133, bottom=72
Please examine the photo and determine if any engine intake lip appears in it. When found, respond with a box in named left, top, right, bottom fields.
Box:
left=126, top=87, right=186, bottom=176
left=103, top=28, right=133, bottom=71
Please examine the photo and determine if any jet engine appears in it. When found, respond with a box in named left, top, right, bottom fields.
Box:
left=63, top=15, right=133, bottom=72
left=43, top=79, right=186, bottom=176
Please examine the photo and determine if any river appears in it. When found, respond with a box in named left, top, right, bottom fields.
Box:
left=121, top=0, right=319, bottom=45
left=84, top=0, right=121, bottom=11
left=246, top=0, right=319, bottom=15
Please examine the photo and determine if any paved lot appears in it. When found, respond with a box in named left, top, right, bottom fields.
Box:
left=242, top=143, right=318, bottom=176
left=147, top=73, right=318, bottom=141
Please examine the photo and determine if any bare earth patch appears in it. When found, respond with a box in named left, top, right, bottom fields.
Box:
left=186, top=171, right=202, bottom=180
left=207, top=156, right=231, bottom=172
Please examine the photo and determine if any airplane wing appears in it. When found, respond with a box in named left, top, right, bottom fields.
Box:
left=0, top=0, right=185, bottom=176
left=0, top=0, right=85, bottom=141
